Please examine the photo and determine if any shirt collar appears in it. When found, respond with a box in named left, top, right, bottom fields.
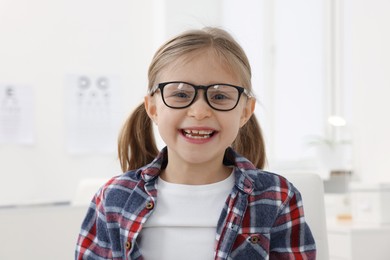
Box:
left=139, top=146, right=256, bottom=194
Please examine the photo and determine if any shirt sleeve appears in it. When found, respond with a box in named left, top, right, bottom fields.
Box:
left=75, top=187, right=114, bottom=260
left=269, top=185, right=317, bottom=259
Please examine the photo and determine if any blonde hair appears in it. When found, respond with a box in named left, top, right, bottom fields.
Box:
left=118, top=27, right=266, bottom=172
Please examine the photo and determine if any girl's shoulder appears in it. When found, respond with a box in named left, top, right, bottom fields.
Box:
left=106, top=169, right=142, bottom=189
left=245, top=169, right=297, bottom=194
left=97, top=169, right=144, bottom=207
left=243, top=170, right=303, bottom=210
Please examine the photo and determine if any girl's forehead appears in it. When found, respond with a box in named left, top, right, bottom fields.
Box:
left=157, top=49, right=241, bottom=84
left=169, top=49, right=218, bottom=66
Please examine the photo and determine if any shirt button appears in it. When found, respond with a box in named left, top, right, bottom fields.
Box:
left=250, top=235, right=259, bottom=244
left=146, top=201, right=154, bottom=210
left=125, top=241, right=132, bottom=250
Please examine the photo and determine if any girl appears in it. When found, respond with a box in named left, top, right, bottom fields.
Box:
left=76, top=27, right=316, bottom=260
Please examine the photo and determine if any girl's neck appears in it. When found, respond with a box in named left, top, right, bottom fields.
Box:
left=160, top=161, right=232, bottom=185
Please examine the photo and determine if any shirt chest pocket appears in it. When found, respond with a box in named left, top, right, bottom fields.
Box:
left=229, top=233, right=270, bottom=260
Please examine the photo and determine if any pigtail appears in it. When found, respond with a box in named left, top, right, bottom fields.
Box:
left=118, top=103, right=159, bottom=172
left=232, top=114, right=266, bottom=169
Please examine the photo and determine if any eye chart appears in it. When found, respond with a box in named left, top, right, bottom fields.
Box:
left=0, top=85, right=34, bottom=144
left=65, top=75, right=121, bottom=154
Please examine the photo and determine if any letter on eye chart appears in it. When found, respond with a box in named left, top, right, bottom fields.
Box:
left=0, top=85, right=34, bottom=144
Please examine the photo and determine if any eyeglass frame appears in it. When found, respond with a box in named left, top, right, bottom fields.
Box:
left=148, top=81, right=251, bottom=111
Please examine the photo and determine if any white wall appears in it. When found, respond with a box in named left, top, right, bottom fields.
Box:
left=344, top=0, right=390, bottom=182
left=0, top=0, right=156, bottom=205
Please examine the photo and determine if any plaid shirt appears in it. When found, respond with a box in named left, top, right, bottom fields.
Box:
left=76, top=147, right=316, bottom=259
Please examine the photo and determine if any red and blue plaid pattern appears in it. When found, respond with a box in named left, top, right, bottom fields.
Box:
left=76, top=147, right=316, bottom=259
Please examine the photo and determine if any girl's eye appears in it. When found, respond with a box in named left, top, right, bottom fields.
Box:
left=209, top=91, right=233, bottom=102
left=164, top=90, right=194, bottom=104
left=172, top=91, right=191, bottom=99
left=211, top=93, right=229, bottom=100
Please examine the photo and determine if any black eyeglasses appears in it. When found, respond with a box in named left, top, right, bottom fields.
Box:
left=148, top=81, right=250, bottom=111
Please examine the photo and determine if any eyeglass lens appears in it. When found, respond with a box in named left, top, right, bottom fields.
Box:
left=162, top=82, right=240, bottom=110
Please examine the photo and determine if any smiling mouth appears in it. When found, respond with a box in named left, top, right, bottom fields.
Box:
left=182, top=129, right=216, bottom=139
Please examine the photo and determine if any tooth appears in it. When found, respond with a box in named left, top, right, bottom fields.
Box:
left=183, top=129, right=214, bottom=139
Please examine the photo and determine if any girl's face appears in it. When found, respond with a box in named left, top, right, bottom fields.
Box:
left=145, top=49, right=255, bottom=169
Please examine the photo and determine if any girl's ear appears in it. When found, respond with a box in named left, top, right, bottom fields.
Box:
left=144, top=95, right=158, bottom=124
left=240, top=98, right=255, bottom=127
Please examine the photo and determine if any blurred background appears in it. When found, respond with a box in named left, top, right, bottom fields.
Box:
left=1, top=0, right=389, bottom=259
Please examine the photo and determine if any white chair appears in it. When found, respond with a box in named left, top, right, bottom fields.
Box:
left=282, top=173, right=329, bottom=260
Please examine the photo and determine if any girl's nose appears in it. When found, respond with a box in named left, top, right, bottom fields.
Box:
left=187, top=93, right=212, bottom=120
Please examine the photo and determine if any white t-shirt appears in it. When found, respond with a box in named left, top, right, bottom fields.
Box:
left=137, top=172, right=235, bottom=260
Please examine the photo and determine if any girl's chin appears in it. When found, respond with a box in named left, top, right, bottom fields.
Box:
left=172, top=149, right=225, bottom=165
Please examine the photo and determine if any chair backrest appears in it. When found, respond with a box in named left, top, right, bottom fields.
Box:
left=72, top=178, right=109, bottom=206
left=282, top=173, right=329, bottom=260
